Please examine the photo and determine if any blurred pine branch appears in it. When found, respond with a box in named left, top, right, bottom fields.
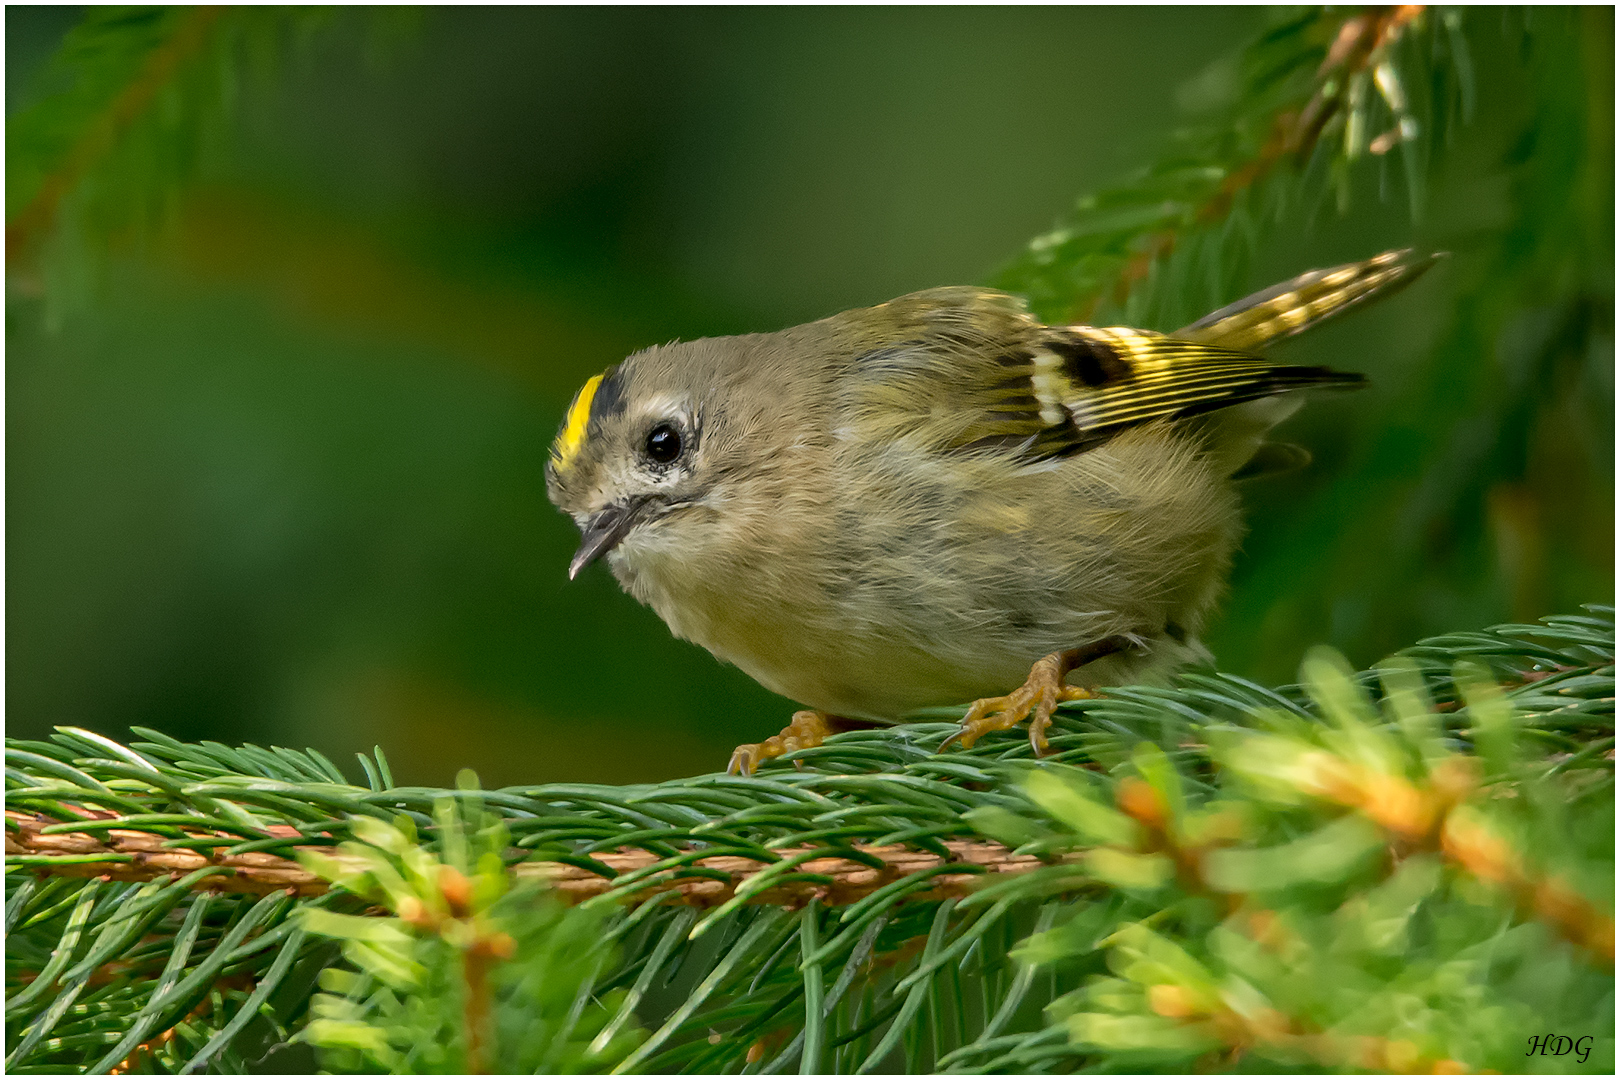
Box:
left=6, top=6, right=225, bottom=255
left=4, top=6, right=414, bottom=323
left=991, top=4, right=1456, bottom=329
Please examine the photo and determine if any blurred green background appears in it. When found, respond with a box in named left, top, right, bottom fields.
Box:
left=6, top=7, right=1612, bottom=788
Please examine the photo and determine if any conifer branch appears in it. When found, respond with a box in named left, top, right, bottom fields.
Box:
left=5, top=813, right=324, bottom=896
left=1091, top=4, right=1427, bottom=321
left=5, top=6, right=222, bottom=264
left=994, top=4, right=1462, bottom=328
left=5, top=815, right=1047, bottom=908
left=7, top=609, right=1610, bottom=1073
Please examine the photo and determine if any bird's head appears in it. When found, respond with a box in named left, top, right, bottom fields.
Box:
left=547, top=335, right=801, bottom=583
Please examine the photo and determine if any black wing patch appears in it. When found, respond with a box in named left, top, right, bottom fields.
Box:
left=953, top=327, right=1364, bottom=462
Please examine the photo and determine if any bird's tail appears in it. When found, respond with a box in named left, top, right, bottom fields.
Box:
left=1176, top=248, right=1443, bottom=352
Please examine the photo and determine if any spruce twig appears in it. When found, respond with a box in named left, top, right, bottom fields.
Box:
left=7, top=609, right=1611, bottom=1073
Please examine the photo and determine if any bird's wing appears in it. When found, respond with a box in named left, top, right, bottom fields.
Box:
left=841, top=288, right=1363, bottom=464
left=1176, top=247, right=1442, bottom=351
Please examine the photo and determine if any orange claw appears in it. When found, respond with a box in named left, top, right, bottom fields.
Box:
left=728, top=710, right=837, bottom=776
left=939, top=637, right=1132, bottom=756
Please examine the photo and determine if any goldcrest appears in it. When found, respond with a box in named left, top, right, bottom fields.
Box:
left=546, top=250, right=1437, bottom=773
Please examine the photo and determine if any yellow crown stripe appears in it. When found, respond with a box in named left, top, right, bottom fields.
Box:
left=551, top=372, right=604, bottom=470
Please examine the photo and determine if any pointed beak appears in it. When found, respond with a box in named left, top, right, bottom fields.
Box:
left=568, top=500, right=645, bottom=579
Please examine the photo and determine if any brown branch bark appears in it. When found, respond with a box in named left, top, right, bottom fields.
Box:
left=519, top=840, right=1047, bottom=907
left=5, top=811, right=1044, bottom=908
left=5, top=811, right=327, bottom=896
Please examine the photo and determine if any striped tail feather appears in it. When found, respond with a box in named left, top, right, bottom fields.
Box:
left=1175, top=248, right=1443, bottom=353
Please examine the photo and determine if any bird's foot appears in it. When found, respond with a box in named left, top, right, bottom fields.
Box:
left=938, top=636, right=1134, bottom=756
left=728, top=710, right=837, bottom=776
left=938, top=653, right=1093, bottom=756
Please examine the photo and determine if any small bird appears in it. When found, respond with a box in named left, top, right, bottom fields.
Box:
left=546, top=250, right=1437, bottom=774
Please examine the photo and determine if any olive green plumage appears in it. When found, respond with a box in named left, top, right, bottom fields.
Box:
left=545, top=250, right=1437, bottom=724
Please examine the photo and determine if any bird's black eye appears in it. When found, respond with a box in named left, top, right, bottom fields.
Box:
left=645, top=422, right=682, bottom=464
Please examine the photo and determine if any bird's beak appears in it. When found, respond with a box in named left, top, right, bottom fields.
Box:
left=568, top=500, right=645, bottom=579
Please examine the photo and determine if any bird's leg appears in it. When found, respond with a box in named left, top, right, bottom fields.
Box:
left=939, top=635, right=1134, bottom=756
left=728, top=712, right=876, bottom=776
